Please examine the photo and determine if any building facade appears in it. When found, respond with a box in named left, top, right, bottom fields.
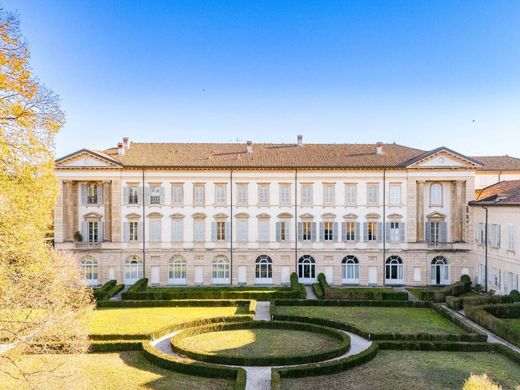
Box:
left=55, top=138, right=490, bottom=288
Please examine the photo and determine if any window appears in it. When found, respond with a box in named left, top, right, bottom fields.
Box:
left=125, top=256, right=143, bottom=284
left=150, top=220, right=161, bottom=242
left=129, top=221, right=139, bottom=241
left=81, top=257, right=98, bottom=285
left=389, top=222, right=400, bottom=242
left=491, top=224, right=501, bottom=248
left=87, top=184, right=98, bottom=204
left=258, top=184, right=270, bottom=206
left=322, top=222, right=334, bottom=241
left=280, top=184, right=291, bottom=205
left=343, top=221, right=356, bottom=241
left=216, top=221, right=226, bottom=241
left=301, top=184, right=313, bottom=205
left=426, top=221, right=447, bottom=243
left=367, top=184, right=379, bottom=205
left=258, top=219, right=270, bottom=242
left=150, top=187, right=161, bottom=205
left=508, top=224, right=515, bottom=251
left=298, top=255, right=316, bottom=281
left=323, top=184, right=335, bottom=206
left=302, top=222, right=313, bottom=241
left=215, top=184, right=226, bottom=205
left=430, top=183, right=443, bottom=206
left=128, top=187, right=139, bottom=204
left=277, top=221, right=289, bottom=241
left=212, top=256, right=230, bottom=283
left=478, top=222, right=485, bottom=244
left=236, top=220, right=248, bottom=242
left=431, top=256, right=449, bottom=285
left=366, top=222, right=377, bottom=241
left=345, top=184, right=357, bottom=206
left=193, top=184, right=205, bottom=206
left=172, top=219, right=183, bottom=242
left=172, top=184, right=183, bottom=205
left=193, top=219, right=205, bottom=241
left=494, top=268, right=502, bottom=290
left=88, top=221, right=99, bottom=243
left=389, top=184, right=401, bottom=205
left=342, top=256, right=359, bottom=283
left=385, top=256, right=403, bottom=284
left=237, top=184, right=248, bottom=205
left=169, top=256, right=186, bottom=283
left=255, top=255, right=273, bottom=282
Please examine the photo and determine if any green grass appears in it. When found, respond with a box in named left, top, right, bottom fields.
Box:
left=280, top=350, right=520, bottom=390
left=0, top=352, right=233, bottom=390
left=88, top=306, right=246, bottom=336
left=176, top=328, right=338, bottom=358
left=502, top=318, right=520, bottom=332
left=275, top=306, right=467, bottom=334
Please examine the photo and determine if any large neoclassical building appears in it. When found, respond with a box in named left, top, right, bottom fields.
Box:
left=53, top=137, right=520, bottom=288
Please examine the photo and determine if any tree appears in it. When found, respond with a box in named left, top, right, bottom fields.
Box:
left=0, top=7, right=93, bottom=385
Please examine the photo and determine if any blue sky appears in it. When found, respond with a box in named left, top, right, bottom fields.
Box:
left=4, top=0, right=520, bottom=157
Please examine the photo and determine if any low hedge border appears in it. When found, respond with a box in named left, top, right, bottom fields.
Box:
left=169, top=320, right=351, bottom=366
left=142, top=341, right=246, bottom=390
left=407, top=279, right=471, bottom=303
left=127, top=278, right=148, bottom=293
left=89, top=340, right=143, bottom=352
left=466, top=303, right=520, bottom=347
left=96, top=299, right=251, bottom=308
left=93, top=280, right=124, bottom=301
left=273, top=299, right=429, bottom=307
left=312, top=283, right=324, bottom=299
left=431, top=303, right=487, bottom=339
left=446, top=294, right=514, bottom=311
left=377, top=340, right=492, bottom=352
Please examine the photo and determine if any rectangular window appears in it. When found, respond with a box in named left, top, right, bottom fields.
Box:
left=301, top=184, right=313, bottom=205
left=172, top=220, right=183, bottom=242
left=367, top=222, right=377, bottom=241
left=150, top=187, right=161, bottom=205
left=323, top=221, right=334, bottom=241
left=345, top=222, right=356, bottom=241
left=479, top=223, right=485, bottom=244
left=193, top=184, right=205, bottom=206
left=323, top=184, right=335, bottom=206
left=128, top=187, right=139, bottom=204
left=302, top=221, right=312, bottom=241
left=279, top=221, right=289, bottom=241
left=215, top=184, right=227, bottom=205
left=193, top=220, right=205, bottom=241
left=150, top=220, right=161, bottom=242
left=367, top=184, right=379, bottom=205
left=508, top=224, right=515, bottom=251
left=237, top=184, right=248, bottom=206
left=389, top=184, right=401, bottom=205
left=129, top=221, right=138, bottom=241
left=430, top=222, right=441, bottom=243
left=279, top=184, right=291, bottom=205
left=491, top=224, right=501, bottom=248
left=258, top=219, right=270, bottom=242
left=216, top=221, right=226, bottom=241
left=345, top=183, right=357, bottom=206
left=258, top=184, right=270, bottom=206
left=88, top=221, right=98, bottom=242
left=390, top=222, right=400, bottom=242
left=172, top=184, right=183, bottom=205
left=236, top=220, right=248, bottom=242
left=87, top=184, right=98, bottom=204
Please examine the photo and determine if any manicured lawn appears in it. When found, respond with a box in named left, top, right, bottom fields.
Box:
left=89, top=306, right=247, bottom=336
left=502, top=318, right=520, bottom=332
left=0, top=352, right=233, bottom=390
left=176, top=328, right=338, bottom=358
left=280, top=351, right=520, bottom=390
left=275, top=306, right=467, bottom=334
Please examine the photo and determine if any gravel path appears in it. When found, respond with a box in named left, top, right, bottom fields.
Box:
left=254, top=301, right=271, bottom=321
left=305, top=285, right=317, bottom=300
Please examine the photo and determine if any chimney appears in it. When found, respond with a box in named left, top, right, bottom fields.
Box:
left=117, top=142, right=124, bottom=155
left=246, top=141, right=253, bottom=156
left=123, top=137, right=130, bottom=151
left=376, top=142, right=383, bottom=155
left=297, top=135, right=303, bottom=146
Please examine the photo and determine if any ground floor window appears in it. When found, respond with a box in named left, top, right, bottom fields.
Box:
left=298, top=255, right=315, bottom=283
left=255, top=255, right=273, bottom=283
left=342, top=255, right=359, bottom=284
left=431, top=256, right=449, bottom=285
left=169, top=256, right=186, bottom=284
left=125, top=256, right=143, bottom=284
left=81, top=256, right=98, bottom=286
left=385, top=256, right=403, bottom=284
left=212, top=256, right=230, bottom=284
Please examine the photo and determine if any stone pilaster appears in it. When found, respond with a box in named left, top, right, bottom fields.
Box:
left=63, top=181, right=74, bottom=241
left=111, top=179, right=121, bottom=242
left=407, top=179, right=417, bottom=242
left=416, top=181, right=425, bottom=242
left=104, top=181, right=112, bottom=241
left=72, top=182, right=79, bottom=237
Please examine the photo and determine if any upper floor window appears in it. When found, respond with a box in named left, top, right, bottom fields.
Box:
left=236, top=219, right=248, bottom=242
left=150, top=187, right=161, bottom=205
left=345, top=184, right=357, bottom=206
left=215, top=221, right=226, bottom=241
left=258, top=184, right=270, bottom=206
left=215, top=184, right=227, bottom=205
left=258, top=219, right=270, bottom=242
left=279, top=184, right=291, bottom=206
left=171, top=219, right=183, bottom=242
left=508, top=224, right=515, bottom=251
left=193, top=219, right=205, bottom=241
left=88, top=221, right=99, bottom=242
left=81, top=183, right=103, bottom=205
left=172, top=184, right=183, bottom=205
left=491, top=224, right=501, bottom=249
left=149, top=219, right=161, bottom=242
left=237, top=184, right=248, bottom=206
left=343, top=221, right=357, bottom=241
left=277, top=221, right=290, bottom=241
left=87, top=184, right=98, bottom=204
left=301, top=184, right=313, bottom=206
left=321, top=221, right=336, bottom=241
left=389, top=221, right=400, bottom=242
left=367, top=184, right=379, bottom=205
left=299, top=221, right=315, bottom=241
left=193, top=184, right=205, bottom=206
left=430, top=183, right=443, bottom=206
left=426, top=221, right=447, bottom=243
left=129, top=221, right=139, bottom=241
left=366, top=221, right=378, bottom=241
left=323, top=184, right=335, bottom=206
left=389, top=184, right=401, bottom=206
left=128, top=187, right=139, bottom=205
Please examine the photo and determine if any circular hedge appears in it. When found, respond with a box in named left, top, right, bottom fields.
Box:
left=169, top=320, right=350, bottom=366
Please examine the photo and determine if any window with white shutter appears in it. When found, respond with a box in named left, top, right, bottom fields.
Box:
left=258, top=184, right=270, bottom=206
left=258, top=219, right=270, bottom=242
left=237, top=184, right=248, bottom=205
left=367, top=184, right=379, bottom=205
left=508, top=224, right=515, bottom=251
left=172, top=184, right=183, bottom=205
left=323, top=184, right=335, bottom=206
left=129, top=221, right=139, bottom=241
left=278, top=221, right=289, bottom=241
left=236, top=220, right=248, bottom=242
left=150, top=220, right=161, bottom=242
left=86, top=184, right=98, bottom=204
left=301, top=184, right=313, bottom=205
left=193, top=219, right=205, bottom=241
left=215, top=184, right=227, bottom=205
left=279, top=184, right=291, bottom=205
left=345, top=184, right=357, bottom=206
left=193, top=184, right=205, bottom=206
left=87, top=221, right=98, bottom=242
left=172, top=219, right=183, bottom=242
left=216, top=221, right=226, bottom=241
left=389, top=184, right=401, bottom=205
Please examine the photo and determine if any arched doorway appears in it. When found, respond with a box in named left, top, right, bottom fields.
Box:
left=385, top=256, right=404, bottom=285
left=255, top=255, right=273, bottom=284
left=431, top=256, right=449, bottom=285
left=298, top=255, right=316, bottom=284
left=341, top=255, right=359, bottom=284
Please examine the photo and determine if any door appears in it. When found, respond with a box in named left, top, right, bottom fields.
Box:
left=324, top=266, right=333, bottom=286
left=238, top=266, right=247, bottom=285
left=194, top=266, right=204, bottom=285
left=298, top=256, right=316, bottom=284
left=281, top=266, right=290, bottom=285
left=368, top=266, right=377, bottom=285
left=151, top=266, right=160, bottom=285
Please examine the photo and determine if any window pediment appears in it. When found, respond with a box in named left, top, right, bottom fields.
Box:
left=125, top=213, right=141, bottom=220
left=387, top=213, right=403, bottom=220
left=277, top=212, right=293, bottom=219
left=213, top=213, right=228, bottom=219
left=147, top=212, right=163, bottom=219
left=256, top=213, right=271, bottom=219
left=169, top=213, right=185, bottom=219
left=234, top=212, right=250, bottom=219
left=299, top=213, right=314, bottom=219
left=343, top=213, right=359, bottom=220
left=321, top=213, right=336, bottom=220
left=83, top=212, right=102, bottom=220
left=365, top=213, right=381, bottom=220
left=192, top=212, right=207, bottom=219
left=427, top=211, right=446, bottom=221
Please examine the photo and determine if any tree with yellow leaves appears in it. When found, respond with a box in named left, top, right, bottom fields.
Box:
left=0, top=7, right=93, bottom=385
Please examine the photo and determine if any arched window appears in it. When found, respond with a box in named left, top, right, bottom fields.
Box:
left=212, top=256, right=230, bottom=284
left=255, top=255, right=273, bottom=283
left=431, top=256, right=449, bottom=285
left=125, top=256, right=143, bottom=284
left=385, top=256, right=403, bottom=284
left=430, top=183, right=443, bottom=206
left=81, top=256, right=98, bottom=286
left=341, top=255, right=359, bottom=284
left=169, top=256, right=187, bottom=284
left=298, top=255, right=316, bottom=283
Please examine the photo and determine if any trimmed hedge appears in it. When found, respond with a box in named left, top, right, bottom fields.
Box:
left=169, top=320, right=350, bottom=366
left=466, top=303, right=520, bottom=347
left=377, top=340, right=492, bottom=352
left=89, top=340, right=143, bottom=352
left=407, top=277, right=471, bottom=303
left=312, top=283, right=324, bottom=299
left=127, top=278, right=148, bottom=293
left=485, top=303, right=520, bottom=318
left=93, top=280, right=122, bottom=301
left=323, top=287, right=408, bottom=301
left=96, top=299, right=251, bottom=308
left=273, top=299, right=428, bottom=308
left=446, top=294, right=514, bottom=311
left=430, top=303, right=486, bottom=338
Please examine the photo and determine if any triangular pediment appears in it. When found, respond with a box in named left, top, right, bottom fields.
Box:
left=406, top=147, right=482, bottom=169
left=56, top=149, right=121, bottom=168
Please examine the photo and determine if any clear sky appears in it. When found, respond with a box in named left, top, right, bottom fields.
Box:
left=3, top=0, right=520, bottom=157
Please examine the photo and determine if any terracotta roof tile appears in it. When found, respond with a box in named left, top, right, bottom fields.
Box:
left=471, top=180, right=520, bottom=206
left=471, top=155, right=520, bottom=171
